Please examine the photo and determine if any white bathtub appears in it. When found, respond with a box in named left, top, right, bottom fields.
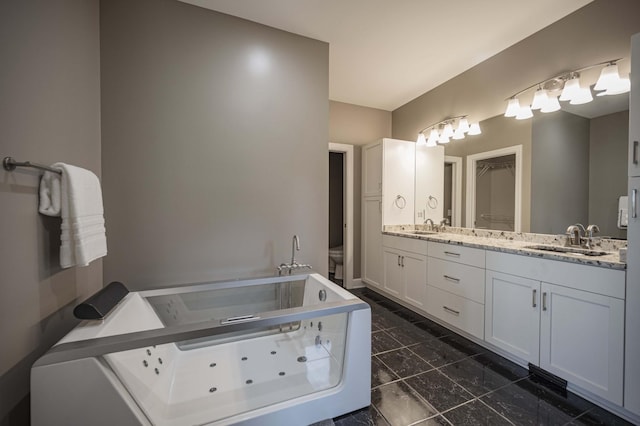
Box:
left=31, top=273, right=371, bottom=425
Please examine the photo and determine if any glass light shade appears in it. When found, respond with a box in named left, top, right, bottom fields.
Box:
left=596, top=75, right=630, bottom=96
left=569, top=87, right=593, bottom=105
left=594, top=63, right=620, bottom=91
left=442, top=123, right=454, bottom=138
left=427, top=128, right=439, bottom=146
left=504, top=98, right=520, bottom=117
left=467, top=122, right=481, bottom=135
left=530, top=88, right=549, bottom=110
left=540, top=95, right=561, bottom=113
left=457, top=118, right=470, bottom=133
left=416, top=133, right=427, bottom=146
left=452, top=126, right=465, bottom=140
left=515, top=104, right=533, bottom=120
left=438, top=132, right=450, bottom=144
left=559, top=77, right=581, bottom=101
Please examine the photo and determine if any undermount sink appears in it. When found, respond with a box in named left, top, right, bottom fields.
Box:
left=410, top=230, right=437, bottom=235
left=524, top=244, right=609, bottom=257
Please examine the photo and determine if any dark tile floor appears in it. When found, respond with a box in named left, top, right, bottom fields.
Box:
left=334, top=288, right=633, bottom=426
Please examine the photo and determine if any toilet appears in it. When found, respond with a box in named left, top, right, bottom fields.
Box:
left=328, top=245, right=344, bottom=280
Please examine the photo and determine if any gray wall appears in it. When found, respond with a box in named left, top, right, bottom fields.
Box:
left=0, top=1, right=102, bottom=424
left=392, top=0, right=640, bottom=142
left=589, top=110, right=629, bottom=238
left=101, top=0, right=329, bottom=287
left=329, top=101, right=392, bottom=279
left=531, top=111, right=590, bottom=234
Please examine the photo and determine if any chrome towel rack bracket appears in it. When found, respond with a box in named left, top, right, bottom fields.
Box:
left=3, top=156, right=62, bottom=175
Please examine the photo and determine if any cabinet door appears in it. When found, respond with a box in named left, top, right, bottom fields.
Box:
left=415, top=144, right=445, bottom=223
left=383, top=248, right=403, bottom=297
left=362, top=198, right=383, bottom=288
left=402, top=251, right=427, bottom=308
left=382, top=139, right=415, bottom=225
left=630, top=33, right=640, bottom=177
left=485, top=271, right=540, bottom=364
left=363, top=142, right=383, bottom=196
left=540, top=282, right=624, bottom=405
left=626, top=176, right=640, bottom=414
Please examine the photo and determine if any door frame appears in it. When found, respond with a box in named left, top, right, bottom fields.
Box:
left=329, top=142, right=353, bottom=289
left=444, top=156, right=462, bottom=227
left=465, top=145, right=522, bottom=232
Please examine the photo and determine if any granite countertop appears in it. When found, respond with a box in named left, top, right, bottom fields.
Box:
left=383, top=225, right=627, bottom=271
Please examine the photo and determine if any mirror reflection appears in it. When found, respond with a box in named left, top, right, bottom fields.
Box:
left=440, top=91, right=629, bottom=239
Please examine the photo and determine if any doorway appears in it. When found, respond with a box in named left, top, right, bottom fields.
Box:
left=328, top=143, right=353, bottom=289
left=466, top=145, right=522, bottom=231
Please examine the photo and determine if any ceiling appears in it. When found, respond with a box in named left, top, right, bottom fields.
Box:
left=178, top=0, right=592, bottom=111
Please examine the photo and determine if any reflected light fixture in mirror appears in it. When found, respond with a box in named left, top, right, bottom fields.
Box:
left=504, top=58, right=629, bottom=120
left=415, top=115, right=482, bottom=147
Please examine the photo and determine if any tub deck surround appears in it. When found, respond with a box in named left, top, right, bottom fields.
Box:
left=383, top=225, right=627, bottom=270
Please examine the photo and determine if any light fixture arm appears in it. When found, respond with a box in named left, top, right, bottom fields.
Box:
left=505, top=57, right=624, bottom=100
left=418, top=115, right=468, bottom=134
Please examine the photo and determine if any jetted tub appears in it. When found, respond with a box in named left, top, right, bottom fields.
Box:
left=31, top=273, right=371, bottom=425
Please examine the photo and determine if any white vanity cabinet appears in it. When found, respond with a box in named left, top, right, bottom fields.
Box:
left=362, top=138, right=416, bottom=289
left=485, top=270, right=540, bottom=365
left=362, top=197, right=383, bottom=288
left=625, top=32, right=640, bottom=416
left=485, top=251, right=625, bottom=405
left=540, top=282, right=624, bottom=405
left=382, top=235, right=428, bottom=308
left=363, top=142, right=383, bottom=197
left=426, top=242, right=486, bottom=339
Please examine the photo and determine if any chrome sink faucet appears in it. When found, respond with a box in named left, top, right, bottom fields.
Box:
left=566, top=223, right=586, bottom=247
left=424, top=218, right=435, bottom=230
left=586, top=224, right=600, bottom=250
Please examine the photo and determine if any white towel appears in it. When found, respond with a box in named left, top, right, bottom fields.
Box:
left=39, top=171, right=62, bottom=216
left=40, top=163, right=107, bottom=268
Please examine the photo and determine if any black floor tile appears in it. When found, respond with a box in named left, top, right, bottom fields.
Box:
left=384, top=322, right=438, bottom=347
left=372, top=381, right=438, bottom=426
left=439, top=356, right=518, bottom=397
left=441, top=400, right=513, bottom=426
left=372, top=330, right=403, bottom=355
left=412, top=320, right=453, bottom=338
left=568, top=406, right=635, bottom=425
left=372, top=356, right=399, bottom=388
left=334, top=405, right=390, bottom=426
left=409, top=337, right=474, bottom=368
left=412, top=415, right=452, bottom=425
left=393, top=307, right=426, bottom=323
left=405, top=370, right=475, bottom=413
left=437, top=333, right=487, bottom=358
left=480, top=378, right=591, bottom=426
left=377, top=348, right=434, bottom=378
left=371, top=309, right=412, bottom=331
left=468, top=351, right=529, bottom=382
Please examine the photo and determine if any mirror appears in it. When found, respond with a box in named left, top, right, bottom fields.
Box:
left=443, top=92, right=629, bottom=239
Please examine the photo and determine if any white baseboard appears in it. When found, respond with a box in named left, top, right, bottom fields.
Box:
left=349, top=278, right=364, bottom=289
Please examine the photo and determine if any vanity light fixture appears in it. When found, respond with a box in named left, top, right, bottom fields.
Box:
left=415, top=115, right=482, bottom=147
left=504, top=58, right=630, bottom=120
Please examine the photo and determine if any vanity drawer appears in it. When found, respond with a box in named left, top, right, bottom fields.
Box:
left=383, top=234, right=429, bottom=254
left=428, top=242, right=485, bottom=268
left=428, top=258, right=485, bottom=304
left=426, top=285, right=484, bottom=339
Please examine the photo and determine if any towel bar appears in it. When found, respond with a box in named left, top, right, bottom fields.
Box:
left=2, top=157, right=62, bottom=174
